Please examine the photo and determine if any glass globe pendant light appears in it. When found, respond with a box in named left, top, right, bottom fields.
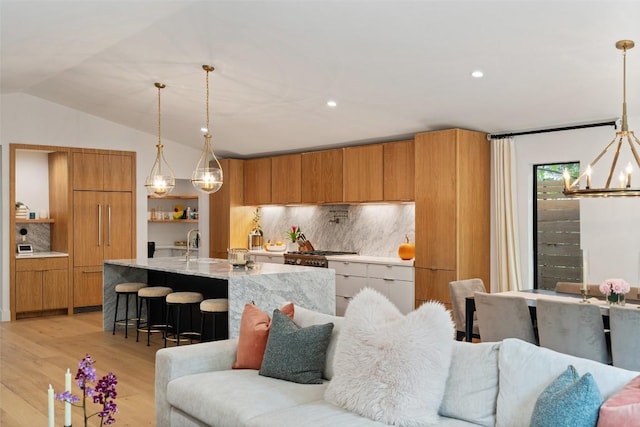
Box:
left=145, top=82, right=175, bottom=197
left=191, top=65, right=223, bottom=193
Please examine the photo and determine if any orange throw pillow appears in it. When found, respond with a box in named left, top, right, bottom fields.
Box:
left=232, top=302, right=294, bottom=369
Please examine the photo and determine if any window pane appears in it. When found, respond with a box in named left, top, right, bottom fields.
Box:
left=534, top=163, right=581, bottom=290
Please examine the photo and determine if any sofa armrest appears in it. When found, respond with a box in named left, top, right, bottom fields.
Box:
left=155, top=338, right=238, bottom=427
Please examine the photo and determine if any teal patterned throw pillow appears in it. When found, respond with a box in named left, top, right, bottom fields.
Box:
left=530, top=365, right=602, bottom=427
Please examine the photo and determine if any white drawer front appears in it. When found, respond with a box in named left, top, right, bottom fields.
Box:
left=329, top=261, right=368, bottom=277
left=368, top=278, right=415, bottom=315
left=254, top=254, right=283, bottom=264
left=367, top=264, right=414, bottom=281
left=336, top=295, right=351, bottom=317
left=335, top=275, right=368, bottom=297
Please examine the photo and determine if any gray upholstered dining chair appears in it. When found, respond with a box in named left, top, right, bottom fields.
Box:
left=449, top=278, right=486, bottom=341
left=608, top=305, right=640, bottom=370
left=474, top=292, right=537, bottom=344
left=536, top=299, right=609, bottom=364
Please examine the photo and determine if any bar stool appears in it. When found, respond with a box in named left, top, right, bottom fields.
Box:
left=136, top=286, right=173, bottom=346
left=200, top=298, right=229, bottom=342
left=112, top=282, right=147, bottom=338
left=164, top=291, right=203, bottom=347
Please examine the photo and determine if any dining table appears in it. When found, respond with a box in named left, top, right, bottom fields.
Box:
left=464, top=289, right=640, bottom=342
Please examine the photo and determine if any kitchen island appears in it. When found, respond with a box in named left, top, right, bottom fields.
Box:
left=103, top=257, right=335, bottom=338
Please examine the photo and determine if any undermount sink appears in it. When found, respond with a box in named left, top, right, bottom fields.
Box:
left=192, top=258, right=220, bottom=264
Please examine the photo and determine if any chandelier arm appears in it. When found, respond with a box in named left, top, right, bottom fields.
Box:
left=605, top=136, right=625, bottom=188
left=627, top=133, right=640, bottom=168
left=569, top=136, right=618, bottom=187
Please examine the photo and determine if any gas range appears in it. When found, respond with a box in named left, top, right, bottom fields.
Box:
left=283, top=250, right=358, bottom=268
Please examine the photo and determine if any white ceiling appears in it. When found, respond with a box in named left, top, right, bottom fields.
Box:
left=2, top=0, right=640, bottom=158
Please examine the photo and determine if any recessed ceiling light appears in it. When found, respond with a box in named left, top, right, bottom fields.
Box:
left=471, top=70, right=484, bottom=78
left=327, top=100, right=337, bottom=108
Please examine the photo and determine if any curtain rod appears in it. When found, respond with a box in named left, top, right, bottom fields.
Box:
left=488, top=120, right=618, bottom=140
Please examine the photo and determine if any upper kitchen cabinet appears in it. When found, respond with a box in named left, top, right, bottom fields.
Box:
left=72, top=151, right=133, bottom=191
left=210, top=159, right=254, bottom=258
left=271, top=154, right=302, bottom=204
left=383, top=139, right=415, bottom=201
left=343, top=144, right=383, bottom=203
left=301, top=148, right=343, bottom=204
left=244, top=157, right=272, bottom=205
left=414, top=129, right=489, bottom=309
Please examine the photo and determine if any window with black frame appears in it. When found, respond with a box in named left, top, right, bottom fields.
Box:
left=534, top=162, right=582, bottom=290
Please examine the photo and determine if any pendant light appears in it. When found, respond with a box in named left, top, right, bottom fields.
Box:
left=563, top=40, right=640, bottom=197
left=191, top=65, right=223, bottom=193
left=145, top=82, right=175, bottom=197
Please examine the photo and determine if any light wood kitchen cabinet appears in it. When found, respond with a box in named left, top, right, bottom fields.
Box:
left=210, top=159, right=254, bottom=259
left=301, top=149, right=343, bottom=204
left=343, top=145, right=383, bottom=202
left=72, top=151, right=133, bottom=191
left=414, top=129, right=489, bottom=309
left=271, top=154, right=302, bottom=204
left=244, top=158, right=272, bottom=206
left=15, top=257, right=69, bottom=315
left=383, top=139, right=415, bottom=201
left=72, top=149, right=135, bottom=308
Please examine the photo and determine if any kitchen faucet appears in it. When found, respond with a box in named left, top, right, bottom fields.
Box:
left=185, top=229, right=201, bottom=262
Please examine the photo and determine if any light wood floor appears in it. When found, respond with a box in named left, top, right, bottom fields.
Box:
left=0, top=312, right=164, bottom=426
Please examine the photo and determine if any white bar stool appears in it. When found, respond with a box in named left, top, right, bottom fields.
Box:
left=200, top=298, right=229, bottom=341
left=136, top=286, right=173, bottom=346
left=164, top=291, right=204, bottom=347
left=112, top=282, right=147, bottom=338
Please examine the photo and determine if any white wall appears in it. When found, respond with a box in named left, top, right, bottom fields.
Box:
left=513, top=119, right=640, bottom=290
left=0, top=93, right=204, bottom=321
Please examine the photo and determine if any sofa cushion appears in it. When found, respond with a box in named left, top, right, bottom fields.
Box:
left=293, top=304, right=343, bottom=380
left=496, top=338, right=639, bottom=427
left=439, top=341, right=500, bottom=427
left=597, top=375, right=640, bottom=427
left=246, top=400, right=482, bottom=427
left=259, top=309, right=334, bottom=384
left=530, top=365, right=602, bottom=427
left=233, top=302, right=294, bottom=369
left=167, top=369, right=327, bottom=426
left=325, top=288, right=455, bottom=426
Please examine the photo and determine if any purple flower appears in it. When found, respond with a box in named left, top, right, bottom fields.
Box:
left=56, top=354, right=118, bottom=426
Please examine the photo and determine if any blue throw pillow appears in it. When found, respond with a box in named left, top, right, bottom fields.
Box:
left=530, top=365, right=602, bottom=427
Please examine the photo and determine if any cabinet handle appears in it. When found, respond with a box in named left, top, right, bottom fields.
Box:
left=383, top=278, right=395, bottom=282
left=97, top=204, right=102, bottom=246
left=107, top=204, right=112, bottom=246
left=82, top=269, right=103, bottom=274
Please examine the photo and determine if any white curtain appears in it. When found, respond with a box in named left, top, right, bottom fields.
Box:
left=492, top=137, right=523, bottom=291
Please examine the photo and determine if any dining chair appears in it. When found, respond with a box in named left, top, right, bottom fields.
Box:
left=608, top=305, right=640, bottom=370
left=449, top=278, right=486, bottom=341
left=536, top=299, right=609, bottom=364
left=474, top=292, right=537, bottom=344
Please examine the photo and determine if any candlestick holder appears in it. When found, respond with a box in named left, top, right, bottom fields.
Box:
left=580, top=288, right=591, bottom=303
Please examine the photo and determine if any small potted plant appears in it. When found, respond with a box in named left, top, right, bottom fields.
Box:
left=599, top=278, right=630, bottom=305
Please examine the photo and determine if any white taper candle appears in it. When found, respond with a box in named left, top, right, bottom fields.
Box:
left=65, top=368, right=72, bottom=426
left=48, top=384, right=55, bottom=427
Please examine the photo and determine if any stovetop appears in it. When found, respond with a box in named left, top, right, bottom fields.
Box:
left=283, top=250, right=358, bottom=267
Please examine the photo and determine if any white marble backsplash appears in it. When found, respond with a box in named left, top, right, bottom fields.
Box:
left=259, top=204, right=415, bottom=257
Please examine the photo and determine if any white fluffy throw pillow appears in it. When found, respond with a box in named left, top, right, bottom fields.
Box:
left=325, top=288, right=454, bottom=426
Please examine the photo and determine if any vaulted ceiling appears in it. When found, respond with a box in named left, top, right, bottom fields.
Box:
left=2, top=1, right=640, bottom=158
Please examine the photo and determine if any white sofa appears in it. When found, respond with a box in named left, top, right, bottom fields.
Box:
left=156, top=305, right=639, bottom=427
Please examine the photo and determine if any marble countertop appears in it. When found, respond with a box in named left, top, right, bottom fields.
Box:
left=16, top=251, right=69, bottom=259
left=248, top=250, right=414, bottom=266
left=105, top=257, right=323, bottom=279
left=326, top=254, right=414, bottom=266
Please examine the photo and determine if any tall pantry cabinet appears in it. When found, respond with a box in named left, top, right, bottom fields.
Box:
left=72, top=150, right=136, bottom=308
left=414, top=129, right=490, bottom=309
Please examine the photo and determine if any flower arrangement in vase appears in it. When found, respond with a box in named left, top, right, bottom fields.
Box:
left=599, top=278, right=630, bottom=305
